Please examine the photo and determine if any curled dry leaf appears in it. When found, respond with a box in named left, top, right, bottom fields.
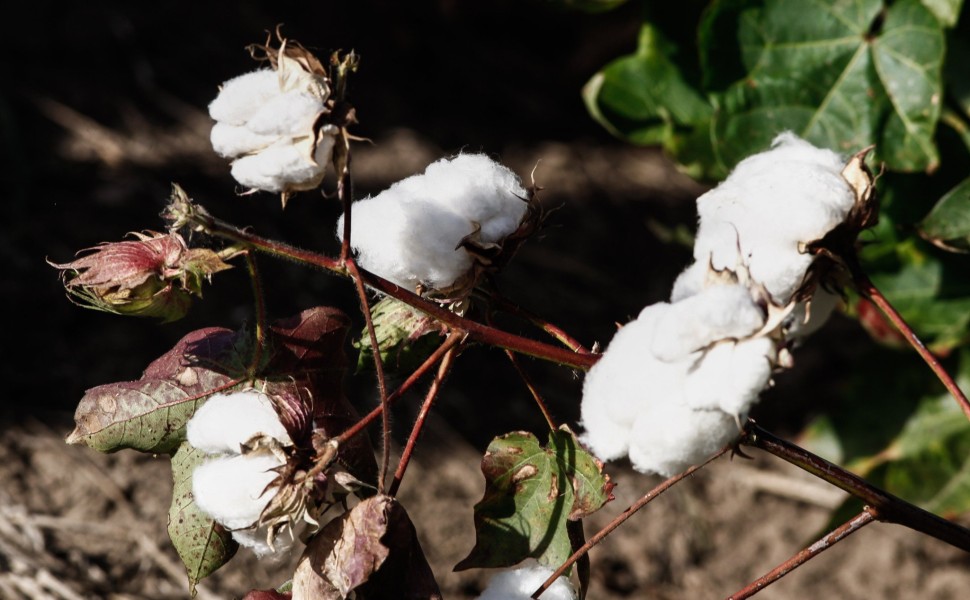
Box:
left=292, top=495, right=441, bottom=600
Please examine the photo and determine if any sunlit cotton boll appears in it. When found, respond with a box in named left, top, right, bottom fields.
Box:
left=476, top=563, right=576, bottom=600
left=692, top=132, right=855, bottom=303
left=337, top=153, right=528, bottom=292
left=627, top=400, right=739, bottom=477
left=187, top=390, right=292, bottom=455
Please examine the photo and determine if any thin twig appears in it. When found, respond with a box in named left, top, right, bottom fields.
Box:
left=847, top=257, right=970, bottom=421
left=388, top=339, right=463, bottom=497
left=346, top=258, right=391, bottom=494
left=337, top=132, right=353, bottom=263
left=725, top=508, right=876, bottom=599
left=244, top=251, right=267, bottom=380
left=741, top=422, right=970, bottom=553
left=486, top=290, right=592, bottom=354
left=531, top=448, right=730, bottom=599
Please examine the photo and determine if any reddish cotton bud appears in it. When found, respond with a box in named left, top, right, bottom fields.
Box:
left=49, top=231, right=231, bottom=322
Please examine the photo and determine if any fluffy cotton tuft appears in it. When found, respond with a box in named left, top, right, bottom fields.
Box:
left=692, top=132, right=854, bottom=303
left=187, top=389, right=294, bottom=557
left=337, top=154, right=528, bottom=292
left=208, top=64, right=336, bottom=195
left=477, top=563, right=576, bottom=600
left=187, top=390, right=292, bottom=455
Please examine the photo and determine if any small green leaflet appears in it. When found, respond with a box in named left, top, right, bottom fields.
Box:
left=920, top=176, right=970, bottom=253
left=456, top=427, right=613, bottom=571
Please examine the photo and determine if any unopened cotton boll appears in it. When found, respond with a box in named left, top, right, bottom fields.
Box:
left=477, top=563, right=576, bottom=600
left=187, top=390, right=292, bottom=455
left=337, top=154, right=528, bottom=293
left=692, top=132, right=855, bottom=303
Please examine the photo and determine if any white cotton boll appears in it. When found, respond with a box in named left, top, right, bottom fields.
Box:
left=693, top=132, right=854, bottom=303
left=208, top=69, right=280, bottom=125
left=210, top=122, right=278, bottom=158
left=670, top=261, right=706, bottom=302
left=230, top=141, right=324, bottom=193
left=651, top=283, right=765, bottom=362
left=244, top=91, right=325, bottom=137
left=230, top=524, right=296, bottom=559
left=338, top=154, right=528, bottom=292
left=477, top=564, right=576, bottom=600
left=628, top=402, right=739, bottom=477
left=192, top=453, right=284, bottom=531
left=684, top=337, right=776, bottom=417
left=580, top=304, right=672, bottom=461
left=187, top=390, right=292, bottom=455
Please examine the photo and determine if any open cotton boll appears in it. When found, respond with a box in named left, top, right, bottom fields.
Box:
left=693, top=132, right=854, bottom=303
left=477, top=563, right=576, bottom=600
left=187, top=390, right=292, bottom=455
left=684, top=337, right=776, bottom=417
left=210, top=122, right=278, bottom=158
left=580, top=304, right=673, bottom=461
left=628, top=401, right=739, bottom=477
left=208, top=69, right=279, bottom=125
left=786, top=288, right=841, bottom=339
left=230, top=140, right=327, bottom=193
left=244, top=91, right=325, bottom=137
left=338, top=154, right=528, bottom=293
left=650, top=283, right=765, bottom=362
left=192, top=453, right=284, bottom=532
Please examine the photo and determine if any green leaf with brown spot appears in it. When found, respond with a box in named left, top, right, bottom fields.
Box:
left=455, top=427, right=613, bottom=571
left=168, top=441, right=237, bottom=592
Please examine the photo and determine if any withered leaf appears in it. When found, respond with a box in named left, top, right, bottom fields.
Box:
left=292, top=496, right=441, bottom=600
left=455, top=427, right=613, bottom=571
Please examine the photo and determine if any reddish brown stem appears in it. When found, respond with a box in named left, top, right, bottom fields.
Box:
left=337, top=134, right=353, bottom=263
left=243, top=251, right=267, bottom=380
left=850, top=261, right=970, bottom=422
left=531, top=448, right=730, bottom=600
left=725, top=509, right=876, bottom=600
left=742, top=422, right=970, bottom=553
left=486, top=290, right=592, bottom=354
left=334, top=332, right=465, bottom=447
left=346, top=258, right=391, bottom=494
left=388, top=340, right=462, bottom=497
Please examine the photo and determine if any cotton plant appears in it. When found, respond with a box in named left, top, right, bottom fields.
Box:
left=581, top=133, right=870, bottom=476
left=54, top=25, right=970, bottom=600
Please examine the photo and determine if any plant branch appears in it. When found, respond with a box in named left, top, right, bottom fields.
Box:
left=485, top=290, right=592, bottom=354
left=346, top=258, right=391, bottom=494
left=388, top=336, right=463, bottom=497
left=741, top=422, right=970, bottom=553
left=847, top=257, right=970, bottom=422
left=531, top=448, right=730, bottom=600
left=725, top=508, right=876, bottom=600
left=243, top=251, right=267, bottom=380
left=337, top=131, right=353, bottom=263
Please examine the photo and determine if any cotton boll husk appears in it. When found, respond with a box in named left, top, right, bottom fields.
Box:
left=628, top=401, right=739, bottom=477
left=787, top=288, right=841, bottom=339
left=192, top=453, right=284, bottom=531
left=693, top=133, right=854, bottom=302
left=651, top=283, right=765, bottom=362
left=230, top=141, right=324, bottom=193
left=684, top=337, right=776, bottom=417
left=187, top=390, right=292, bottom=455
left=244, top=91, right=325, bottom=137
left=210, top=123, right=277, bottom=158
left=208, top=69, right=279, bottom=125
left=477, top=563, right=576, bottom=600
left=580, top=304, right=672, bottom=461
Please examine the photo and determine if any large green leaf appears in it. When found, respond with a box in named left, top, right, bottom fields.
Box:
left=168, top=441, right=237, bottom=592
left=920, top=0, right=964, bottom=26
left=455, top=427, right=613, bottom=571
left=583, top=23, right=712, bottom=146
left=920, top=176, right=970, bottom=252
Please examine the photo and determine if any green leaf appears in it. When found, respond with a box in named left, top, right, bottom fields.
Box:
left=713, top=0, right=945, bottom=172
left=920, top=176, right=970, bottom=252
left=920, top=0, right=964, bottom=26
left=168, top=441, right=237, bottom=592
left=583, top=23, right=712, bottom=146
left=455, top=427, right=613, bottom=571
